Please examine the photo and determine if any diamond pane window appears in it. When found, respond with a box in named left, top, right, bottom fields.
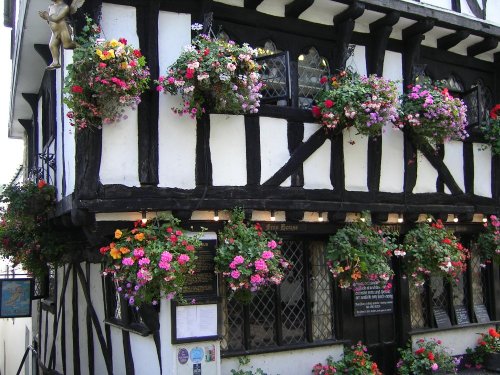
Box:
left=257, top=41, right=290, bottom=105
left=409, top=283, right=428, bottom=329
left=298, top=48, right=329, bottom=109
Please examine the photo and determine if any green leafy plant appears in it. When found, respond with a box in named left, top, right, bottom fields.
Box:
left=231, top=357, right=268, bottom=375
left=466, top=328, right=500, bottom=367
left=477, top=215, right=500, bottom=264
left=214, top=208, right=291, bottom=302
left=402, top=219, right=469, bottom=287
left=0, top=180, right=69, bottom=278
left=480, top=104, right=500, bottom=155
left=64, top=16, right=150, bottom=130
left=396, top=338, right=460, bottom=374
left=156, top=24, right=263, bottom=119
left=398, top=77, right=469, bottom=146
left=326, top=214, right=399, bottom=289
left=312, top=69, right=399, bottom=137
left=101, top=215, right=203, bottom=306
left=313, top=342, right=382, bottom=375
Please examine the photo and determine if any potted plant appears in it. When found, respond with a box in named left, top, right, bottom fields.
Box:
left=156, top=24, right=263, bottom=119
left=311, top=69, right=399, bottom=137
left=325, top=214, right=400, bottom=289
left=101, top=215, right=203, bottom=306
left=467, top=328, right=500, bottom=371
left=477, top=215, right=500, bottom=264
left=396, top=338, right=460, bottom=374
left=398, top=77, right=469, bottom=146
left=402, top=219, right=469, bottom=287
left=0, top=180, right=69, bottom=278
left=64, top=16, right=150, bottom=130
left=480, top=104, right=500, bottom=155
left=214, top=208, right=291, bottom=303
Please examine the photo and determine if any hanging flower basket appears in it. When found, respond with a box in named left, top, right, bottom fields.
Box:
left=214, top=208, right=291, bottom=302
left=64, top=17, right=150, bottom=130
left=479, top=104, right=500, bottom=155
left=101, top=215, right=203, bottom=306
left=325, top=214, right=400, bottom=289
left=398, top=77, right=468, bottom=145
left=477, top=215, right=500, bottom=264
left=402, top=219, right=468, bottom=286
left=311, top=69, right=399, bottom=137
left=156, top=24, right=264, bottom=119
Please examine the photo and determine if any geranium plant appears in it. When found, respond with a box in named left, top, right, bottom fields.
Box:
left=326, top=214, right=400, bottom=289
left=101, top=215, right=202, bottom=306
left=313, top=342, right=382, bottom=375
left=0, top=180, right=69, bottom=278
left=64, top=16, right=150, bottom=130
left=397, top=338, right=460, bottom=374
left=156, top=24, right=263, bottom=119
left=402, top=219, right=469, bottom=287
left=477, top=215, right=500, bottom=264
left=398, top=77, right=469, bottom=145
left=214, top=208, right=290, bottom=302
left=466, top=328, right=500, bottom=367
left=312, top=69, right=399, bottom=137
left=479, top=104, right=500, bottom=155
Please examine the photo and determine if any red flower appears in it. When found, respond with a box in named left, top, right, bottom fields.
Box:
left=490, top=104, right=500, bottom=120
left=324, top=99, right=334, bottom=108
left=320, top=76, right=328, bottom=85
left=37, top=180, right=47, bottom=189
left=133, top=49, right=142, bottom=58
left=428, top=352, right=435, bottom=361
left=186, top=68, right=195, bottom=79
left=71, top=85, right=83, bottom=93
left=204, top=48, right=210, bottom=56
left=119, top=38, right=127, bottom=45
left=415, top=347, right=425, bottom=355
left=442, top=238, right=452, bottom=245
left=312, top=105, right=321, bottom=118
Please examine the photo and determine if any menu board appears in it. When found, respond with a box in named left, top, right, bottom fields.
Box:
left=474, top=304, right=491, bottom=323
left=183, top=233, right=217, bottom=296
left=433, top=307, right=452, bottom=328
left=353, top=282, right=394, bottom=317
left=454, top=305, right=470, bottom=325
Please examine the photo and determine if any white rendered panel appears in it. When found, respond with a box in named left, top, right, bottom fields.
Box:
left=110, top=327, right=126, bottom=374
left=486, top=1, right=500, bottom=25
left=260, top=117, right=291, bottom=187
left=299, top=0, right=348, bottom=26
left=158, top=12, right=196, bottom=189
left=88, top=264, right=107, bottom=374
left=413, top=151, right=439, bottom=193
left=210, top=115, right=247, bottom=186
left=474, top=144, right=492, bottom=197
left=344, top=130, right=368, bottom=192
left=256, top=0, right=292, bottom=17
left=460, top=0, right=476, bottom=17
left=100, top=4, right=140, bottom=45
left=62, top=49, right=76, bottom=195
left=303, top=123, right=332, bottom=189
left=77, top=263, right=90, bottom=375
left=130, top=335, right=162, bottom=374
left=443, top=141, right=465, bottom=194
left=345, top=45, right=367, bottom=76
left=421, top=0, right=452, bottom=10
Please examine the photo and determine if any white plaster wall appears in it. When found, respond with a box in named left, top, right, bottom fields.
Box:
left=157, top=11, right=197, bottom=189
left=78, top=262, right=90, bottom=375
left=44, top=312, right=55, bottom=370
left=443, top=141, right=465, bottom=194
left=413, top=151, right=439, bottom=193
left=421, top=0, right=451, bottom=10
left=486, top=0, right=500, bottom=25
left=62, top=49, right=76, bottom=196
left=344, top=130, right=368, bottom=192
left=345, top=45, right=367, bottom=76
left=221, top=344, right=344, bottom=374
left=0, top=317, right=31, bottom=375
left=160, top=299, right=175, bottom=375
left=299, top=0, right=349, bottom=26
left=460, top=0, right=477, bottom=18
left=260, top=117, right=291, bottom=187
left=130, top=334, right=161, bottom=374
left=411, top=325, right=494, bottom=355
left=214, top=0, right=244, bottom=6
left=99, top=4, right=140, bottom=186
left=110, top=326, right=127, bottom=374
left=474, top=144, right=492, bottom=197
left=210, top=115, right=247, bottom=186
left=64, top=266, right=74, bottom=375
left=303, top=122, right=332, bottom=189
left=256, top=0, right=290, bottom=17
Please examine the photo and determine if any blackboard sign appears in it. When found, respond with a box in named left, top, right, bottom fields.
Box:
left=353, top=282, right=393, bottom=317
left=454, top=305, right=470, bottom=325
left=183, top=233, right=217, bottom=296
left=433, top=307, right=452, bottom=328
left=474, top=304, right=491, bottom=323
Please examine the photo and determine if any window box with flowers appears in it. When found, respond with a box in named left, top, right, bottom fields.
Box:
left=214, top=208, right=291, bottom=303
left=101, top=215, right=203, bottom=307
left=402, top=220, right=469, bottom=287
left=64, top=17, right=150, bottom=131
left=311, top=69, right=399, bottom=138
left=325, top=215, right=400, bottom=289
left=398, top=77, right=469, bottom=146
left=480, top=104, right=500, bottom=155
left=156, top=24, right=264, bottom=120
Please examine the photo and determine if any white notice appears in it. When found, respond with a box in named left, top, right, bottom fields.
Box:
left=176, top=304, right=218, bottom=339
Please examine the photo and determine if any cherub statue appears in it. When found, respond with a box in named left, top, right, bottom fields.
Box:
left=39, top=0, right=85, bottom=70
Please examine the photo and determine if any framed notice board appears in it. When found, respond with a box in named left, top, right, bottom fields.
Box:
left=0, top=278, right=33, bottom=318
left=171, top=299, right=220, bottom=344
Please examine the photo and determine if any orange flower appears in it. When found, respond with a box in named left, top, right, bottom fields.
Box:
left=110, top=246, right=122, bottom=259
left=351, top=270, right=362, bottom=280
left=37, top=180, right=47, bottom=189
left=134, top=233, right=145, bottom=241
left=119, top=247, right=130, bottom=254
left=115, top=229, right=122, bottom=239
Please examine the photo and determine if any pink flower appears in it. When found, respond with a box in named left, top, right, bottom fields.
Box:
left=267, top=240, right=277, bottom=249
left=133, top=248, right=144, bottom=258
left=230, top=270, right=241, bottom=279
left=229, top=261, right=237, bottom=269
left=98, top=62, right=106, bottom=68
left=233, top=255, right=244, bottom=265
left=156, top=85, right=163, bottom=92
left=178, top=254, right=190, bottom=265
left=262, top=251, right=274, bottom=260
left=122, top=257, right=134, bottom=266
left=158, top=261, right=171, bottom=270
left=254, top=259, right=268, bottom=271
left=161, top=251, right=173, bottom=262
left=431, top=363, right=439, bottom=371
left=138, top=257, right=150, bottom=266
left=250, top=274, right=263, bottom=284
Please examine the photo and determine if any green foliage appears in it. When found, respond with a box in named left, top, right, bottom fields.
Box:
left=230, top=357, right=268, bottom=375
left=326, top=214, right=398, bottom=289
left=477, top=215, right=500, bottom=264
left=397, top=338, right=459, bottom=374
left=467, top=328, right=500, bottom=367
left=480, top=104, right=500, bottom=155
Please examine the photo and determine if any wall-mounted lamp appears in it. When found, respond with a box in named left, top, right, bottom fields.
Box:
left=483, top=215, right=488, bottom=223
left=318, top=212, right=324, bottom=222
left=360, top=214, right=366, bottom=223
left=453, top=215, right=459, bottom=223
left=213, top=210, right=219, bottom=222
left=270, top=210, right=276, bottom=222
left=141, top=210, right=148, bottom=224
left=427, top=216, right=433, bottom=223
left=397, top=214, right=404, bottom=224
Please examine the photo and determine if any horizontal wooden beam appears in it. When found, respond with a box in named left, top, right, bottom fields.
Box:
left=333, top=1, right=365, bottom=25
left=437, top=29, right=470, bottom=50
left=244, top=0, right=263, bottom=9
left=467, top=37, right=499, bottom=57
left=369, top=11, right=400, bottom=31
left=285, top=0, right=314, bottom=18
left=402, top=18, right=435, bottom=40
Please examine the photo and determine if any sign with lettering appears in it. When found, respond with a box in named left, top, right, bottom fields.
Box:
left=0, top=278, right=32, bottom=318
left=454, top=305, right=470, bottom=325
left=474, top=304, right=491, bottom=323
left=353, top=282, right=393, bottom=317
left=183, top=233, right=217, bottom=296
left=433, top=307, right=452, bottom=328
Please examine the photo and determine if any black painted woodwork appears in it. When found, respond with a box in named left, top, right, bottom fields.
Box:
left=288, top=121, right=304, bottom=187
left=75, top=130, right=102, bottom=201
left=244, top=0, right=263, bottom=9
left=464, top=0, right=485, bottom=19
left=195, top=113, right=213, bottom=186
left=366, top=11, right=400, bottom=75
left=463, top=142, right=474, bottom=195
left=245, top=116, right=261, bottom=186
left=437, top=30, right=470, bottom=50
left=285, top=0, right=314, bottom=18
left=332, top=2, right=365, bottom=71
left=86, top=263, right=95, bottom=375
left=72, top=267, right=81, bottom=375
left=123, top=331, right=135, bottom=375
left=467, top=37, right=499, bottom=57
left=34, top=44, right=51, bottom=66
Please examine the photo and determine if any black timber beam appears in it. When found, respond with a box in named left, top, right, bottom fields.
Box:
left=285, top=0, right=314, bottom=18
left=21, top=93, right=38, bottom=115
left=332, top=2, right=365, bottom=71
left=467, top=37, right=499, bottom=57
left=464, top=0, right=484, bottom=19
left=34, top=44, right=51, bottom=66
left=437, top=30, right=470, bottom=50
left=367, top=11, right=400, bottom=75
left=333, top=1, right=365, bottom=25
left=402, top=19, right=435, bottom=40
left=244, top=0, right=263, bottom=9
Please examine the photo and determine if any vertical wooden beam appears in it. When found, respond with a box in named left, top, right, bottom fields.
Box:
left=122, top=331, right=135, bottom=375
left=331, top=134, right=345, bottom=194
left=195, top=113, right=213, bottom=186
left=463, top=142, right=474, bottom=195
left=86, top=263, right=95, bottom=375
left=75, top=130, right=102, bottom=199
left=72, top=266, right=81, bottom=375
left=136, top=0, right=160, bottom=185
left=366, top=12, right=400, bottom=76
left=332, top=2, right=365, bottom=71
left=245, top=116, right=261, bottom=186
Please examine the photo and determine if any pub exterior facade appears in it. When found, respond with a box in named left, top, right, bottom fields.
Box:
left=4, top=0, right=500, bottom=374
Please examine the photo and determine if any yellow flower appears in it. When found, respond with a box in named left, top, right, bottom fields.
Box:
left=109, top=39, right=120, bottom=48
left=114, top=229, right=122, bottom=239
left=96, top=49, right=103, bottom=58
left=134, top=233, right=145, bottom=241
left=120, top=62, right=128, bottom=70
left=110, top=247, right=122, bottom=259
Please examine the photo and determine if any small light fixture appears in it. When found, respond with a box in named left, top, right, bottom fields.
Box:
left=427, top=216, right=433, bottom=223
left=397, top=214, right=404, bottom=224
left=483, top=216, right=488, bottom=223
left=141, top=210, right=148, bottom=224
left=359, top=213, right=366, bottom=222
left=453, top=215, right=459, bottom=223
left=270, top=210, right=276, bottom=221
left=318, top=212, right=324, bottom=222
left=213, top=210, right=219, bottom=222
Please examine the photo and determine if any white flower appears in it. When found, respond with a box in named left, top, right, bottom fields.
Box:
left=219, top=73, right=230, bottom=81
left=191, top=23, right=203, bottom=31
left=183, top=45, right=196, bottom=53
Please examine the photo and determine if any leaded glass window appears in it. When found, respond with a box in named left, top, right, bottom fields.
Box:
left=298, top=48, right=329, bottom=109
left=257, top=41, right=290, bottom=105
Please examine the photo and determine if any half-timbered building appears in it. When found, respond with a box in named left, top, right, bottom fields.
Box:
left=4, top=0, right=500, bottom=374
